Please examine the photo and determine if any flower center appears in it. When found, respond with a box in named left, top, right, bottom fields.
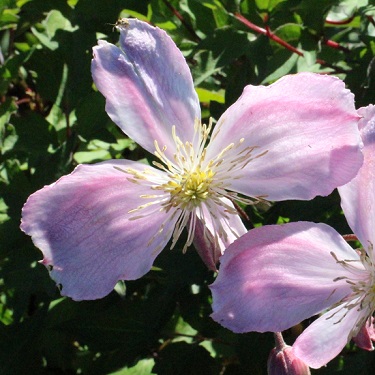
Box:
left=162, top=167, right=215, bottom=209
left=119, top=118, right=268, bottom=252
left=330, top=244, right=375, bottom=336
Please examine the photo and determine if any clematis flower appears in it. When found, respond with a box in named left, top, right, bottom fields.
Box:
left=210, top=104, right=375, bottom=369
left=21, top=19, right=363, bottom=301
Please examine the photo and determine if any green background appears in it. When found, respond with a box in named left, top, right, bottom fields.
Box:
left=1, top=0, right=375, bottom=373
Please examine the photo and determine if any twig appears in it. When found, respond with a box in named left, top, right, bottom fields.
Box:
left=322, top=38, right=350, bottom=53
left=234, top=13, right=303, bottom=56
left=234, top=12, right=350, bottom=74
left=15, top=97, right=31, bottom=105
left=325, top=15, right=356, bottom=25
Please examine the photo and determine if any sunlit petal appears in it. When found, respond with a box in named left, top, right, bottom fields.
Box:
left=293, top=303, right=366, bottom=368
left=92, top=19, right=200, bottom=157
left=207, top=73, right=362, bottom=201
left=193, top=198, right=247, bottom=270
left=21, top=160, right=177, bottom=300
left=339, top=104, right=375, bottom=250
left=210, top=222, right=359, bottom=332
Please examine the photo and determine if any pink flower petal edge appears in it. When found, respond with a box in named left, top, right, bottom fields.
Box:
left=293, top=303, right=367, bottom=368
left=210, top=104, right=375, bottom=368
left=290, top=106, right=375, bottom=368
left=207, top=73, right=363, bottom=201
left=210, top=222, right=357, bottom=333
left=339, top=104, right=375, bottom=249
left=21, top=18, right=367, bottom=305
left=21, top=160, right=178, bottom=300
left=91, top=19, right=200, bottom=158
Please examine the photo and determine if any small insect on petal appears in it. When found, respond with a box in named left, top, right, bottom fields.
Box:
left=115, top=18, right=130, bottom=30
left=107, top=18, right=130, bottom=32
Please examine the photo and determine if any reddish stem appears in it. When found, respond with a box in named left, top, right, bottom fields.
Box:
left=235, top=13, right=350, bottom=73
left=235, top=12, right=266, bottom=34
left=323, top=38, right=349, bottom=53
left=234, top=13, right=303, bottom=56
left=16, top=97, right=31, bottom=105
left=343, top=234, right=359, bottom=242
left=325, top=15, right=356, bottom=25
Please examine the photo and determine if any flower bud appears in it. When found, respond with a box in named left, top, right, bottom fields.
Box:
left=353, top=317, right=375, bottom=351
left=267, top=333, right=311, bottom=375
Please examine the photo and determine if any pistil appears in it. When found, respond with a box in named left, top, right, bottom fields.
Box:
left=122, top=118, right=268, bottom=252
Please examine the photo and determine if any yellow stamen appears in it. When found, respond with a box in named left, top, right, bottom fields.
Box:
left=121, top=118, right=268, bottom=252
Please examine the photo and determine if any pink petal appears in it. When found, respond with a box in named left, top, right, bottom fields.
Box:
left=91, top=19, right=200, bottom=157
left=293, top=302, right=367, bottom=368
left=21, top=160, right=178, bottom=300
left=339, top=104, right=375, bottom=250
left=352, top=317, right=375, bottom=351
left=206, top=73, right=362, bottom=201
left=210, top=222, right=360, bottom=333
left=193, top=198, right=247, bottom=271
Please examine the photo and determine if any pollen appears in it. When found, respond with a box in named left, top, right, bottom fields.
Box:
left=120, top=118, right=268, bottom=253
left=162, top=167, right=215, bottom=209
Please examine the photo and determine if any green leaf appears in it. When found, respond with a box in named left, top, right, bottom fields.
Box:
left=11, top=111, right=57, bottom=153
left=196, top=87, right=225, bottom=103
left=294, top=0, right=339, bottom=30
left=153, top=342, right=218, bottom=375
left=76, top=91, right=112, bottom=140
left=31, top=10, right=78, bottom=50
left=261, top=50, right=298, bottom=84
left=0, top=98, right=18, bottom=154
left=109, top=359, right=156, bottom=375
left=196, top=27, right=251, bottom=68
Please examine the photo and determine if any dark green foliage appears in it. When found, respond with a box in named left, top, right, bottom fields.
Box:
left=1, top=0, right=375, bottom=373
